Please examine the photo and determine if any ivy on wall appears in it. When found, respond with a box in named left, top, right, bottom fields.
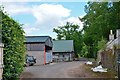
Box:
left=0, top=6, right=26, bottom=80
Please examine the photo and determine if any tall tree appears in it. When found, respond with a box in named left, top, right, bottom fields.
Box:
left=53, top=22, right=83, bottom=56
left=81, top=1, right=120, bottom=58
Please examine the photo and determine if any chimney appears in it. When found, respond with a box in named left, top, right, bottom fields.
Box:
left=116, top=29, right=120, bottom=38
left=110, top=30, right=113, bottom=35
left=109, top=30, right=114, bottom=41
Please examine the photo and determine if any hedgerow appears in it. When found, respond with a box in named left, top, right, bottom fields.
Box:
left=0, top=6, right=26, bottom=80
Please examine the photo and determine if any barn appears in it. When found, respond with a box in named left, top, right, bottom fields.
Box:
left=25, top=36, right=53, bottom=65
left=53, top=40, right=74, bottom=62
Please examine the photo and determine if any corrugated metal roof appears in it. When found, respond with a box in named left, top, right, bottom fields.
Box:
left=25, top=36, right=50, bottom=43
left=53, top=40, right=74, bottom=52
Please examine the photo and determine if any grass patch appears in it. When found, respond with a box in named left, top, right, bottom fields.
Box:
left=84, top=64, right=117, bottom=78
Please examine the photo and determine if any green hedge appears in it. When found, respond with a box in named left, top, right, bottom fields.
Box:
left=0, top=7, right=26, bottom=80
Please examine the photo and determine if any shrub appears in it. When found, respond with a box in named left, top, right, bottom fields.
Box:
left=0, top=6, right=26, bottom=80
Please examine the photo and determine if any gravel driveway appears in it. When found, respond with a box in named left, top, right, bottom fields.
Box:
left=20, top=61, right=117, bottom=80
left=20, top=61, right=82, bottom=78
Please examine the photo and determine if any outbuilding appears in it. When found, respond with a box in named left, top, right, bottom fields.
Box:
left=25, top=36, right=53, bottom=65
left=53, top=40, right=74, bottom=62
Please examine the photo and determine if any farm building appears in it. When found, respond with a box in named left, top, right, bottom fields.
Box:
left=25, top=36, right=53, bottom=65
left=53, top=40, right=74, bottom=62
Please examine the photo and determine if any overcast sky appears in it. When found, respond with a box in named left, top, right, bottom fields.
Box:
left=1, top=1, right=87, bottom=39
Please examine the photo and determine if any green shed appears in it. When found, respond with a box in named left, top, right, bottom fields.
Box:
left=53, top=40, right=74, bottom=62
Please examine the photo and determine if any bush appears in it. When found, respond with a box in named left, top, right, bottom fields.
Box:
left=97, top=37, right=107, bottom=50
left=0, top=6, right=26, bottom=80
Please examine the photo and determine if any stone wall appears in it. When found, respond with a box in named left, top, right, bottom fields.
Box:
left=98, top=29, right=120, bottom=71
left=100, top=49, right=118, bottom=71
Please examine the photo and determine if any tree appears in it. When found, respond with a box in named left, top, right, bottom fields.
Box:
left=53, top=22, right=83, bottom=56
left=97, top=37, right=107, bottom=50
left=81, top=42, right=88, bottom=57
left=0, top=6, right=26, bottom=80
left=80, top=1, right=120, bottom=58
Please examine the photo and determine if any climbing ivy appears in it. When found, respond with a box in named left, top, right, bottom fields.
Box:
left=0, top=6, right=26, bottom=80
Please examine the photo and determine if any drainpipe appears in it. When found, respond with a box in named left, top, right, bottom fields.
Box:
left=44, top=46, right=46, bottom=65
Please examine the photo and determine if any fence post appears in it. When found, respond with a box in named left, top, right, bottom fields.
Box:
left=117, top=52, right=120, bottom=80
left=0, top=43, right=4, bottom=80
left=117, top=61, right=120, bottom=80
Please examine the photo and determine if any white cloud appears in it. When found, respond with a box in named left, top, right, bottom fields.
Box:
left=1, top=2, right=31, bottom=16
left=59, top=16, right=84, bottom=30
left=1, top=3, right=85, bottom=38
left=13, top=4, right=71, bottom=37
left=22, top=24, right=40, bottom=36
left=32, top=4, right=70, bottom=18
left=32, top=4, right=71, bottom=28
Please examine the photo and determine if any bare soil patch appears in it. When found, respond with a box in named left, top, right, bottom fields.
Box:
left=67, top=62, right=117, bottom=78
